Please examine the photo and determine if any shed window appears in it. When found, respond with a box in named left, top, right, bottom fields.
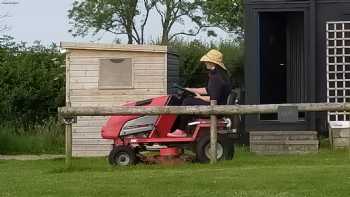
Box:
left=327, top=21, right=350, bottom=122
left=98, top=58, right=133, bottom=89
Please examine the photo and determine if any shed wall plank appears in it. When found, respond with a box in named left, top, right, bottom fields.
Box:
left=73, top=127, right=105, bottom=133
left=70, top=70, right=99, bottom=77
left=72, top=150, right=110, bottom=157
left=70, top=56, right=165, bottom=65
left=73, top=132, right=103, bottom=139
left=70, top=89, right=166, bottom=96
left=73, top=139, right=113, bottom=145
left=61, top=42, right=167, bottom=53
left=73, top=145, right=112, bottom=151
left=68, top=49, right=164, bottom=57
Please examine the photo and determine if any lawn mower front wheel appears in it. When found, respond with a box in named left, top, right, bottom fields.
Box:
left=108, top=145, right=137, bottom=166
left=196, top=134, right=234, bottom=163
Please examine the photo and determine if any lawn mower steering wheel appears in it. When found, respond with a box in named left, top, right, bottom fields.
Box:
left=173, top=84, right=196, bottom=97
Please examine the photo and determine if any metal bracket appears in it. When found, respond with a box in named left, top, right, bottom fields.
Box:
left=278, top=106, right=298, bottom=123
left=63, top=117, right=77, bottom=125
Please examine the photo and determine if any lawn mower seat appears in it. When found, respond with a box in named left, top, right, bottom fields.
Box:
left=226, top=90, right=238, bottom=105
left=225, top=90, right=240, bottom=130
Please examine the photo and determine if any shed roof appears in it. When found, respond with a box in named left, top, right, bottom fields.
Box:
left=60, top=42, right=169, bottom=53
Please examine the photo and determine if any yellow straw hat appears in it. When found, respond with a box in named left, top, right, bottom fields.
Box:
left=200, top=49, right=227, bottom=70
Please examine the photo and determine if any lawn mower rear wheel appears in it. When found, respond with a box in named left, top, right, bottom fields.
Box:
left=108, top=145, right=136, bottom=166
left=196, top=134, right=234, bottom=163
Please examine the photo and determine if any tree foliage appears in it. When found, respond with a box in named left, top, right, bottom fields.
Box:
left=0, top=36, right=65, bottom=128
left=68, top=0, right=155, bottom=44
left=202, top=0, right=244, bottom=36
left=154, top=0, right=207, bottom=45
left=68, top=0, right=213, bottom=45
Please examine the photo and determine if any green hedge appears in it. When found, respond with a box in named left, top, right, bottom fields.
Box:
left=0, top=36, right=65, bottom=128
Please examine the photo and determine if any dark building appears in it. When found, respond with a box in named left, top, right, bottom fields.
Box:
left=244, top=0, right=350, bottom=134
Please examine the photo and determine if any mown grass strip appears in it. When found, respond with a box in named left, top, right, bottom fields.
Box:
left=0, top=149, right=349, bottom=197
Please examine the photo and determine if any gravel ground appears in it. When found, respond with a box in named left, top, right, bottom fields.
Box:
left=0, top=154, right=64, bottom=160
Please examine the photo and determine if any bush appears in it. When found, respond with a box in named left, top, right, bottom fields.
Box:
left=170, top=39, right=244, bottom=88
left=0, top=36, right=65, bottom=128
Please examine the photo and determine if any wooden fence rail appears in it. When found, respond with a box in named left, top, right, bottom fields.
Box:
left=59, top=103, right=350, bottom=117
left=58, top=102, right=350, bottom=167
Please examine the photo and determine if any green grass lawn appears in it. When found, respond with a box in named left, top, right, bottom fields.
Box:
left=0, top=148, right=350, bottom=197
left=0, top=122, right=64, bottom=155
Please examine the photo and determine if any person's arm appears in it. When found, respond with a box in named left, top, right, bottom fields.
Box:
left=194, top=94, right=210, bottom=102
left=185, top=87, right=207, bottom=95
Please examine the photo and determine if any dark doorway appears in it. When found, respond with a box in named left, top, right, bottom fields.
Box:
left=259, top=12, right=306, bottom=120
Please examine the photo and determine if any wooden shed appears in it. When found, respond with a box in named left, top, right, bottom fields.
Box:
left=60, top=42, right=179, bottom=157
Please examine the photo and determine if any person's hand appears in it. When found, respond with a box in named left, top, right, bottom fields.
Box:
left=194, top=92, right=201, bottom=99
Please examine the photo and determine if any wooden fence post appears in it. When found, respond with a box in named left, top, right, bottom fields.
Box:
left=210, top=100, right=218, bottom=164
left=64, top=118, right=73, bottom=167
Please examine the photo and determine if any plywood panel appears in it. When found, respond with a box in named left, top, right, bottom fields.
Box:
left=70, top=75, right=165, bottom=84
left=134, top=69, right=165, bottom=76
left=70, top=56, right=165, bottom=65
left=70, top=63, right=165, bottom=72
left=70, top=70, right=99, bottom=77
left=134, top=76, right=165, bottom=83
left=70, top=64, right=99, bottom=71
left=70, top=95, right=154, bottom=102
left=73, top=144, right=112, bottom=151
left=71, top=102, right=121, bottom=107
left=73, top=139, right=113, bottom=145
left=70, top=77, right=99, bottom=83
left=72, top=150, right=110, bottom=157
left=68, top=48, right=165, bottom=57
left=134, top=82, right=164, bottom=89
left=70, top=89, right=166, bottom=96
left=73, top=132, right=102, bottom=139
left=62, top=42, right=167, bottom=52
left=75, top=121, right=107, bottom=127
left=77, top=116, right=109, bottom=121
left=70, top=83, right=98, bottom=90
left=73, top=127, right=103, bottom=133
left=135, top=63, right=165, bottom=70
left=70, top=94, right=158, bottom=107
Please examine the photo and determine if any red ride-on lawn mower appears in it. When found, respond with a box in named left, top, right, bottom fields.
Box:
left=101, top=85, right=239, bottom=166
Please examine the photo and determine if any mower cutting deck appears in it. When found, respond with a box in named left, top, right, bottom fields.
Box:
left=101, top=86, right=238, bottom=166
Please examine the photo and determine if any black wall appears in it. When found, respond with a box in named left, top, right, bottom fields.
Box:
left=244, top=0, right=350, bottom=133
